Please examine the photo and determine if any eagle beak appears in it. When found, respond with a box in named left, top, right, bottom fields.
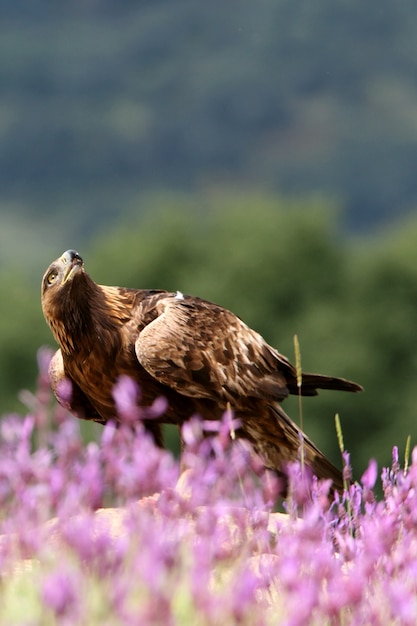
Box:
left=61, top=250, right=84, bottom=284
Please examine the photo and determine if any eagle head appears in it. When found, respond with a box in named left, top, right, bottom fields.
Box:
left=41, top=250, right=89, bottom=352
left=42, top=250, right=84, bottom=297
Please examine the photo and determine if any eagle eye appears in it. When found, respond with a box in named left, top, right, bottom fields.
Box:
left=46, top=271, right=58, bottom=285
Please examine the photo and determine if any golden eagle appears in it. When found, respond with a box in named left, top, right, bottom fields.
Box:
left=42, top=250, right=362, bottom=492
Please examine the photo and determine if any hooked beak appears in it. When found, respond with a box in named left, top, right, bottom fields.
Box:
left=61, top=250, right=84, bottom=284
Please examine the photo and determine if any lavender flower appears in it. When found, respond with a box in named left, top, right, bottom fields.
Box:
left=2, top=348, right=417, bottom=625
left=41, top=567, right=83, bottom=622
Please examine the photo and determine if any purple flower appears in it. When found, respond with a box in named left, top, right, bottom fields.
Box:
left=387, top=580, right=417, bottom=626
left=41, top=567, right=82, bottom=621
left=6, top=354, right=417, bottom=625
left=55, top=377, right=74, bottom=409
left=112, top=375, right=142, bottom=424
left=392, top=445, right=400, bottom=473
left=36, top=345, right=54, bottom=378
left=202, top=407, right=242, bottom=450
left=181, top=416, right=204, bottom=448
left=361, top=458, right=378, bottom=490
left=342, top=450, right=353, bottom=484
left=229, top=566, right=262, bottom=622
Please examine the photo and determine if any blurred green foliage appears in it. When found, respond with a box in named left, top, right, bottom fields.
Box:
left=2, top=0, right=417, bottom=241
left=2, top=192, right=417, bottom=477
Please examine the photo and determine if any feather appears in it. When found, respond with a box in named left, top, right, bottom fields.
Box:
left=41, top=250, right=363, bottom=493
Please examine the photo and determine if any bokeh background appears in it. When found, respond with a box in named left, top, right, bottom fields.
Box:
left=2, top=0, right=417, bottom=477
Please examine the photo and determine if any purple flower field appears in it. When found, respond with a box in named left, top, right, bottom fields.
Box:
left=1, top=348, right=416, bottom=625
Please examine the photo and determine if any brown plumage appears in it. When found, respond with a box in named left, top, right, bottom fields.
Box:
left=41, top=250, right=362, bottom=493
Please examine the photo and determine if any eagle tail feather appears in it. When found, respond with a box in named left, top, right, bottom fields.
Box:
left=249, top=403, right=345, bottom=495
left=289, top=373, right=363, bottom=396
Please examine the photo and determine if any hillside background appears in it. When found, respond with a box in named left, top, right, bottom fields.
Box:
left=2, top=0, right=417, bottom=477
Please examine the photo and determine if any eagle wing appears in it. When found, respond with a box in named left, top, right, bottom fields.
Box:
left=134, top=294, right=293, bottom=408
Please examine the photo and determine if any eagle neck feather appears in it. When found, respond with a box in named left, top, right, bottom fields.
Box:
left=59, top=278, right=125, bottom=358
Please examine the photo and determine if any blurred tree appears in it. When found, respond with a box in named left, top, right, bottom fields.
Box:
left=347, top=217, right=417, bottom=470
left=2, top=0, right=417, bottom=235
left=0, top=269, right=50, bottom=412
